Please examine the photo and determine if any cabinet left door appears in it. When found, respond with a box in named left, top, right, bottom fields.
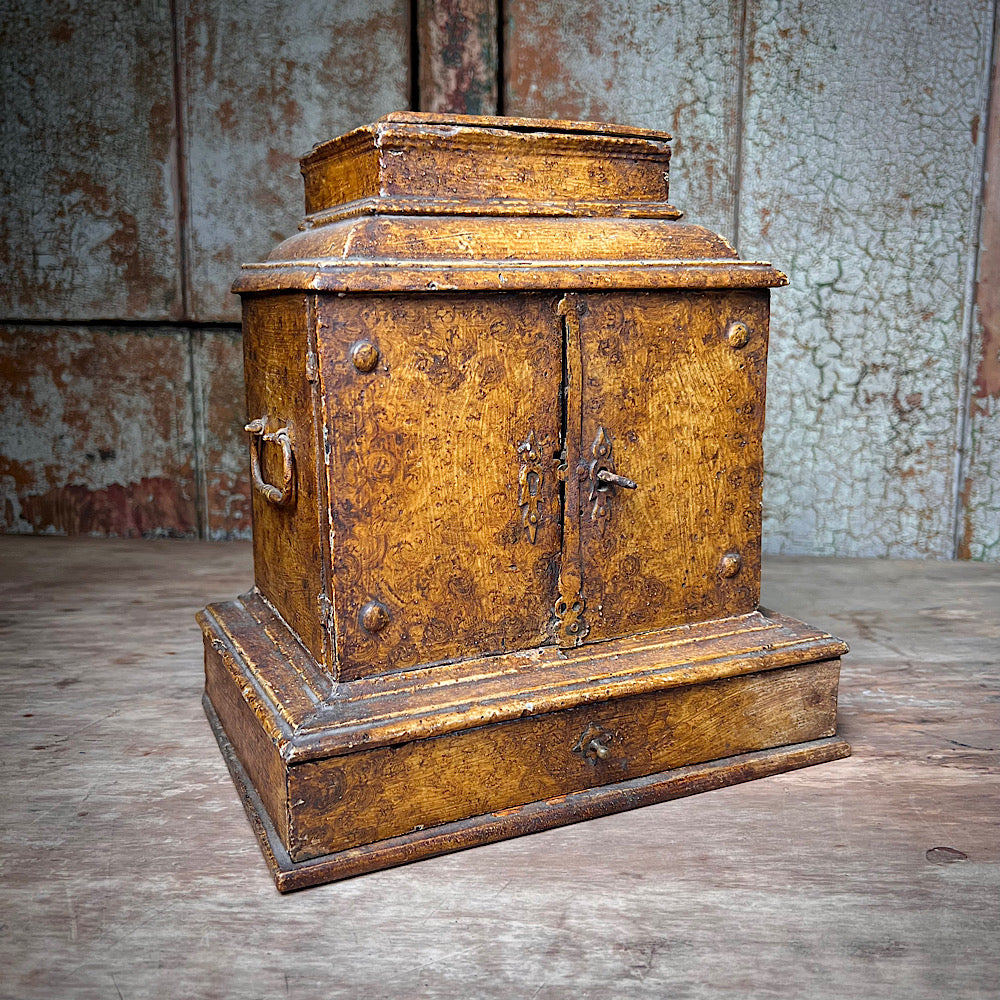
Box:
left=318, top=293, right=564, bottom=680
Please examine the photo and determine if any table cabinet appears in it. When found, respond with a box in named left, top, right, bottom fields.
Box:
left=199, top=113, right=848, bottom=891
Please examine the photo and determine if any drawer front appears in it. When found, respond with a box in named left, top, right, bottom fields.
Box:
left=286, top=659, right=840, bottom=860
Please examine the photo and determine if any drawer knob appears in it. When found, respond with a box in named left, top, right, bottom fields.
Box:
left=573, top=723, right=613, bottom=763
left=360, top=600, right=391, bottom=633
left=351, top=340, right=380, bottom=372
left=727, top=321, right=750, bottom=348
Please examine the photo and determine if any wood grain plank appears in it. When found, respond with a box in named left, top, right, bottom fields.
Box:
left=0, top=325, right=197, bottom=536
left=0, top=540, right=996, bottom=998
left=178, top=0, right=411, bottom=321
left=0, top=1, right=182, bottom=320
left=961, top=17, right=1000, bottom=560
left=417, top=0, right=499, bottom=114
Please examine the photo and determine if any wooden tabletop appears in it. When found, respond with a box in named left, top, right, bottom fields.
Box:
left=1, top=538, right=997, bottom=999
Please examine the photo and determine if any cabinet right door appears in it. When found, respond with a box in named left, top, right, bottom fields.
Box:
left=574, top=289, right=770, bottom=642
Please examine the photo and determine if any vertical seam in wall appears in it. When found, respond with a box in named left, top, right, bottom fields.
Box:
left=496, top=0, right=506, bottom=116
left=731, top=0, right=749, bottom=251
left=186, top=328, right=207, bottom=540
left=169, top=0, right=205, bottom=536
left=950, top=1, right=999, bottom=559
left=410, top=0, right=420, bottom=110
left=168, top=0, right=191, bottom=320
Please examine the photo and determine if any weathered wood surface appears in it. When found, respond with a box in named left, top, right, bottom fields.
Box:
left=736, top=0, right=997, bottom=560
left=177, top=0, right=411, bottom=322
left=964, top=18, right=1000, bottom=560
left=503, top=0, right=1000, bottom=562
left=417, top=0, right=499, bottom=115
left=0, top=0, right=182, bottom=321
left=0, top=325, right=199, bottom=537
left=0, top=538, right=996, bottom=998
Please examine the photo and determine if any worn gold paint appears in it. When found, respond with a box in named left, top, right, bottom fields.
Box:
left=201, top=114, right=848, bottom=890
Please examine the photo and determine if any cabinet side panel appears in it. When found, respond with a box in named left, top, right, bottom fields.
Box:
left=242, top=294, right=326, bottom=667
left=318, top=293, right=563, bottom=678
left=578, top=290, right=768, bottom=638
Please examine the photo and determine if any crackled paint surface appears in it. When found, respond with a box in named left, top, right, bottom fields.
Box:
left=0, top=1, right=182, bottom=320
left=179, top=0, right=410, bottom=321
left=1, top=0, right=998, bottom=557
left=0, top=326, right=197, bottom=536
left=505, top=0, right=745, bottom=238
left=737, top=0, right=996, bottom=558
left=963, top=25, right=1000, bottom=561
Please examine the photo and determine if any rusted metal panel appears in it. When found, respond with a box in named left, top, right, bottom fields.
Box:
left=738, top=0, right=997, bottom=558
left=0, top=1, right=182, bottom=321
left=191, top=329, right=251, bottom=540
left=417, top=0, right=499, bottom=114
left=178, top=0, right=411, bottom=322
left=504, top=0, right=744, bottom=238
left=961, top=22, right=1000, bottom=560
left=0, top=325, right=197, bottom=537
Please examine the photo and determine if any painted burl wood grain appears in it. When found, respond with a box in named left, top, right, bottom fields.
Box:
left=318, top=293, right=564, bottom=678
left=287, top=660, right=840, bottom=859
left=242, top=294, right=327, bottom=668
left=574, top=290, right=769, bottom=639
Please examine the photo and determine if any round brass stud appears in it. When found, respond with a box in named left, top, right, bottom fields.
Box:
left=360, top=599, right=390, bottom=633
left=351, top=340, right=380, bottom=372
left=726, top=321, right=750, bottom=349
left=719, top=551, right=743, bottom=578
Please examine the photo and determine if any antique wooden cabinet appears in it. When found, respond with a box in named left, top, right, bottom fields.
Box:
left=199, top=112, right=849, bottom=891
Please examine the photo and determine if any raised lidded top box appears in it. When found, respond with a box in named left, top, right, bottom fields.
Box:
left=298, top=111, right=679, bottom=221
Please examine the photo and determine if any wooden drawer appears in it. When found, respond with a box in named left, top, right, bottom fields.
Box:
left=286, top=658, right=840, bottom=860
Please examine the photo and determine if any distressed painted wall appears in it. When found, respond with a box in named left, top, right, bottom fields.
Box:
left=1, top=0, right=998, bottom=558
left=0, top=326, right=197, bottom=536
left=736, top=0, right=996, bottom=558
left=0, top=0, right=182, bottom=320
left=506, top=0, right=1000, bottom=559
left=0, top=0, right=410, bottom=539
left=179, top=0, right=411, bottom=321
left=964, top=21, right=1000, bottom=560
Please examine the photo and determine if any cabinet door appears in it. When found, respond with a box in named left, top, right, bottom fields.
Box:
left=567, top=290, right=768, bottom=642
left=318, top=293, right=563, bottom=679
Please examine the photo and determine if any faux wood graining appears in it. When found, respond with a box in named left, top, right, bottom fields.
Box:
left=317, top=292, right=563, bottom=679
left=242, top=293, right=327, bottom=668
left=203, top=112, right=849, bottom=889
left=300, top=113, right=678, bottom=221
left=575, top=289, right=769, bottom=639
left=287, top=660, right=840, bottom=860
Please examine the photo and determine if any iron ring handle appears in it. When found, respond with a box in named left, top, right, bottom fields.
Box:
left=245, top=417, right=294, bottom=506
